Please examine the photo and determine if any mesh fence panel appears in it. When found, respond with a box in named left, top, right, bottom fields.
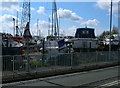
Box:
left=2, top=51, right=120, bottom=76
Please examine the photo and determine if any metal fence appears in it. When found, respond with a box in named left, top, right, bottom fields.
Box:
left=2, top=51, right=120, bottom=77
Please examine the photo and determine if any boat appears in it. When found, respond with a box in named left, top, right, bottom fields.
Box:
left=40, top=0, right=67, bottom=56
left=44, top=39, right=67, bottom=55
left=2, top=33, right=23, bottom=55
left=71, top=27, right=98, bottom=52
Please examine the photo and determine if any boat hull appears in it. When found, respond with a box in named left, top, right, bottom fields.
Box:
left=2, top=47, right=21, bottom=55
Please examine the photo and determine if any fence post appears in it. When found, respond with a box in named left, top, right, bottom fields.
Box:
left=118, top=50, right=120, bottom=62
left=55, top=56, right=57, bottom=66
left=35, top=58, right=38, bottom=73
left=26, top=55, right=30, bottom=72
left=71, top=53, right=73, bottom=67
left=106, top=51, right=107, bottom=62
left=13, top=56, right=15, bottom=76
left=95, top=51, right=97, bottom=63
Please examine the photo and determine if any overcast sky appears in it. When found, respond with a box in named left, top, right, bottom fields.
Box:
left=0, top=0, right=119, bottom=37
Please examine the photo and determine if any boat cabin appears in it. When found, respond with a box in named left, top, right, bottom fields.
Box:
left=72, top=27, right=97, bottom=52
left=75, top=28, right=95, bottom=38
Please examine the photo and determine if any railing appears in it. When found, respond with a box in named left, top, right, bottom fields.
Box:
left=2, top=51, right=120, bottom=77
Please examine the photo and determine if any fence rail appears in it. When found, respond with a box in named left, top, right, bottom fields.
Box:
left=2, top=51, right=120, bottom=77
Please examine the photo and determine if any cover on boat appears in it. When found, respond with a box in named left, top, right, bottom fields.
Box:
left=75, top=28, right=95, bottom=38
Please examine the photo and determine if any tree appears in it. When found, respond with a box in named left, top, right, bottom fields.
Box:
left=47, top=35, right=56, bottom=40
left=112, top=26, right=119, bottom=34
left=98, top=26, right=119, bottom=40
left=99, top=31, right=110, bottom=40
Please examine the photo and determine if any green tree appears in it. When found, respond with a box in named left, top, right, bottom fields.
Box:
left=98, top=26, right=119, bottom=40
left=99, top=31, right=110, bottom=40
left=47, top=35, right=56, bottom=40
left=112, top=26, right=119, bottom=34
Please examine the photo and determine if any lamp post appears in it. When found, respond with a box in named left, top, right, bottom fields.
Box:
left=118, top=2, right=120, bottom=62
left=109, top=0, right=112, bottom=61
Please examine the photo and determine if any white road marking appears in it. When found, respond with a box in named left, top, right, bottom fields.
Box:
left=97, top=80, right=120, bottom=87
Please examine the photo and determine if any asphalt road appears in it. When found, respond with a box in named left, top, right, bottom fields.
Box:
left=3, top=66, right=119, bottom=87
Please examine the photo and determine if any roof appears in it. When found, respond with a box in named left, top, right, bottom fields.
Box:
left=77, top=28, right=95, bottom=30
left=75, top=28, right=95, bottom=38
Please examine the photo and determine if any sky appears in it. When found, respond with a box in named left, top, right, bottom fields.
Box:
left=0, top=0, right=119, bottom=37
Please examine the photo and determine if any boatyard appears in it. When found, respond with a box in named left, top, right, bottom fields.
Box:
left=1, top=0, right=120, bottom=87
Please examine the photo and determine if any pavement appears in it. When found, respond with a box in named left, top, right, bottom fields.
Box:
left=2, top=66, right=119, bottom=87
left=2, top=62, right=119, bottom=83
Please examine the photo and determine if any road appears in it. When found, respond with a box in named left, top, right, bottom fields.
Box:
left=3, top=66, right=119, bottom=87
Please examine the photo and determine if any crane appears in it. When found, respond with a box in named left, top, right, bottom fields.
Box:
left=20, top=0, right=31, bottom=37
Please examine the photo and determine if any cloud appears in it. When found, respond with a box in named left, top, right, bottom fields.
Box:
left=57, top=8, right=83, bottom=21
left=31, top=20, right=50, bottom=36
left=65, top=26, right=77, bottom=36
left=114, top=14, right=120, bottom=18
left=0, top=22, right=14, bottom=33
left=31, top=20, right=77, bottom=37
left=37, top=20, right=50, bottom=28
left=0, top=0, right=19, bottom=13
left=0, top=15, right=49, bottom=36
left=96, top=0, right=110, bottom=10
left=0, top=14, right=17, bottom=22
left=80, top=19, right=99, bottom=27
left=96, top=0, right=119, bottom=13
left=31, top=7, right=35, bottom=11
left=0, top=14, right=18, bottom=34
left=0, top=14, right=20, bottom=35
left=1, top=0, right=19, bottom=2
left=37, top=6, right=45, bottom=14
left=0, top=0, right=36, bottom=13
left=58, top=26, right=77, bottom=36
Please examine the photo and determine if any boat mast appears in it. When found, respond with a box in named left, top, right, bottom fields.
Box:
left=37, top=19, right=39, bottom=36
left=52, top=1, right=54, bottom=36
left=118, top=2, right=120, bottom=41
left=52, top=0, right=59, bottom=39
left=48, top=17, right=50, bottom=36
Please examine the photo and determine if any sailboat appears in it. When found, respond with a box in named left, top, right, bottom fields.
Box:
left=44, top=0, right=67, bottom=55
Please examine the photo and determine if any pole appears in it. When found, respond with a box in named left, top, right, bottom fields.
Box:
left=48, top=17, right=50, bottom=36
left=42, top=38, right=45, bottom=65
left=37, top=19, right=39, bottom=36
left=26, top=38, right=30, bottom=72
left=52, top=2, right=54, bottom=36
left=42, top=38, right=45, bottom=54
left=16, top=11, right=18, bottom=36
left=71, top=53, right=73, bottom=67
left=29, top=0, right=30, bottom=24
left=26, top=0, right=31, bottom=72
left=13, top=18, right=15, bottom=36
left=13, top=56, right=15, bottom=76
left=118, top=2, right=120, bottom=62
left=109, top=0, right=112, bottom=61
left=58, top=16, right=60, bottom=40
